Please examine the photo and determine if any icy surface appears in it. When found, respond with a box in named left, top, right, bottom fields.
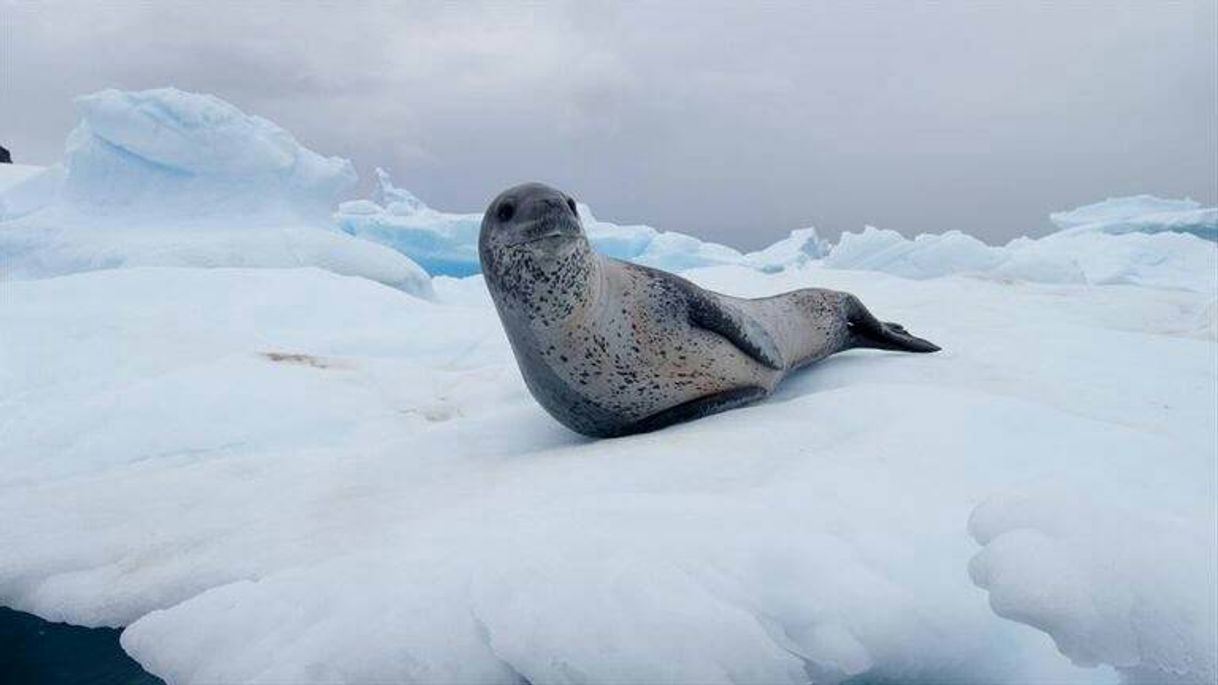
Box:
left=0, top=89, right=431, bottom=296
left=1, top=262, right=1213, bottom=684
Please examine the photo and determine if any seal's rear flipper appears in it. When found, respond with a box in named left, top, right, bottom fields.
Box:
left=843, top=295, right=941, bottom=353
left=853, top=321, right=941, bottom=353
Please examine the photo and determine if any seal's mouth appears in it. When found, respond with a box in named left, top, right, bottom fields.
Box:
left=510, top=231, right=568, bottom=247
left=506, top=215, right=581, bottom=248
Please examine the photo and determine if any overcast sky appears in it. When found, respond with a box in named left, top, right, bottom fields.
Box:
left=2, top=1, right=1214, bottom=247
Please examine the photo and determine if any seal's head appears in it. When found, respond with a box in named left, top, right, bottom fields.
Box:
left=479, top=182, right=596, bottom=323
left=479, top=183, right=585, bottom=264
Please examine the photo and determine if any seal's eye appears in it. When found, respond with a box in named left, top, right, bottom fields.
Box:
left=496, top=201, right=515, bottom=222
left=566, top=198, right=578, bottom=216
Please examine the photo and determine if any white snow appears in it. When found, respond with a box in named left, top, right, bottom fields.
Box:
left=0, top=89, right=431, bottom=297
left=2, top=87, right=1215, bottom=684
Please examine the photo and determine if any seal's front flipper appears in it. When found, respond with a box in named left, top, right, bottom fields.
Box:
left=843, top=295, right=941, bottom=353
left=688, top=292, right=785, bottom=370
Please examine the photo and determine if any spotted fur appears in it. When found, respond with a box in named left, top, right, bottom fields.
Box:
left=480, top=183, right=939, bottom=438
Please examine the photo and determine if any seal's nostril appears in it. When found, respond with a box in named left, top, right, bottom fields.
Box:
left=496, top=201, right=515, bottom=222
left=567, top=198, right=578, bottom=216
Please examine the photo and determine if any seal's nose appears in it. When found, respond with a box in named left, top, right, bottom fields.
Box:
left=524, top=194, right=574, bottom=222
left=538, top=196, right=567, bottom=213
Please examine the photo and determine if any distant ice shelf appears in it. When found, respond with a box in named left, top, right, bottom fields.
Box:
left=335, top=168, right=1215, bottom=292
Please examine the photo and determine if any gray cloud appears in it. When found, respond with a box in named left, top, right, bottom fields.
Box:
left=2, top=0, right=1214, bottom=248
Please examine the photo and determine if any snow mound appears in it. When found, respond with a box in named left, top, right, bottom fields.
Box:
left=335, top=171, right=750, bottom=276
left=0, top=89, right=431, bottom=296
left=969, top=490, right=1217, bottom=684
left=2, top=264, right=1213, bottom=684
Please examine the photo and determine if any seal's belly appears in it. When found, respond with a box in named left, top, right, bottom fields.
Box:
left=533, top=307, right=779, bottom=423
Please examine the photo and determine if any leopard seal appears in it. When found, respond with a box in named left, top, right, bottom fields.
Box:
left=480, top=182, right=940, bottom=438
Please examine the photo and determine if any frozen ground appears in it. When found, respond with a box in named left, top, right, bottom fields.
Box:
left=1, top=89, right=1215, bottom=684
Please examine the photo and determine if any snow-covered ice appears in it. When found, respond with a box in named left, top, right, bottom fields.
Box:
left=1, top=87, right=1215, bottom=684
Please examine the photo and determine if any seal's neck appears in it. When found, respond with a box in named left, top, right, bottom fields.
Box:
left=487, top=238, right=603, bottom=329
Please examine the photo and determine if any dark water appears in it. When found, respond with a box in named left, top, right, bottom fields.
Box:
left=0, top=607, right=163, bottom=685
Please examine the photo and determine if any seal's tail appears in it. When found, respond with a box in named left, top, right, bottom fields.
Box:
left=844, top=295, right=941, bottom=353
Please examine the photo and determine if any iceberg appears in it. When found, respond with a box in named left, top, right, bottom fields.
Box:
left=823, top=226, right=1008, bottom=280
left=336, top=171, right=752, bottom=276
left=60, top=89, right=354, bottom=217
left=340, top=171, right=1215, bottom=293
left=335, top=170, right=484, bottom=277
left=820, top=216, right=1216, bottom=293
left=1049, top=195, right=1216, bottom=241
left=743, top=226, right=830, bottom=273
left=0, top=88, right=432, bottom=297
